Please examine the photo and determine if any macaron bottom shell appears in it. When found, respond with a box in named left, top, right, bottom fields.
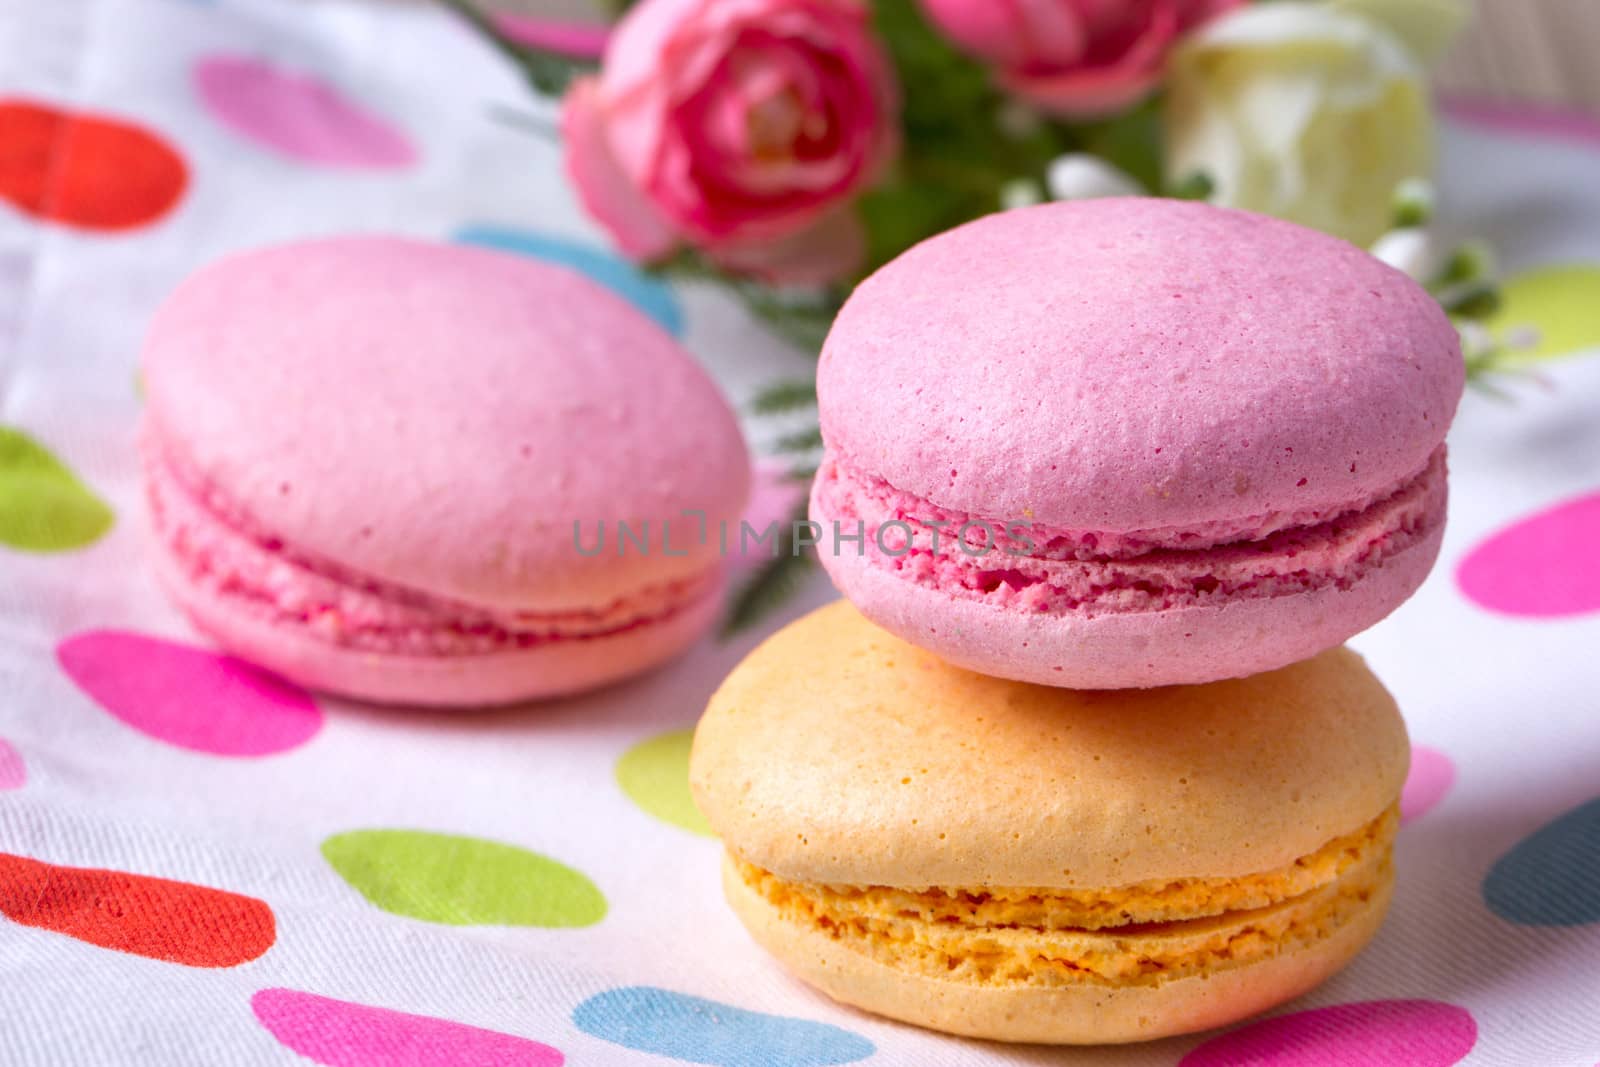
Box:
left=148, top=538, right=722, bottom=706
left=141, top=424, right=724, bottom=706
left=816, top=522, right=1441, bottom=689
left=721, top=856, right=1395, bottom=1045
left=810, top=442, right=1448, bottom=690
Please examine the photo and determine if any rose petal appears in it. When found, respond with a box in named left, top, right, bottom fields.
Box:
left=574, top=0, right=895, bottom=267
left=1006, top=2, right=1179, bottom=117
left=561, top=78, right=677, bottom=260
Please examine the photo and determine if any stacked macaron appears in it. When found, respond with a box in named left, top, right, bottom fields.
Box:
left=692, top=199, right=1463, bottom=1044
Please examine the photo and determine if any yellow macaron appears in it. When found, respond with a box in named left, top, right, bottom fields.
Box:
left=690, top=600, right=1408, bottom=1045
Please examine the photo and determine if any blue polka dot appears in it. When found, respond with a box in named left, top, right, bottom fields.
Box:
left=572, top=986, right=873, bottom=1067
left=454, top=225, right=684, bottom=336
left=1483, top=795, right=1600, bottom=926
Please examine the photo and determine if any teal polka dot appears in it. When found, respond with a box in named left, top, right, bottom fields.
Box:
left=572, top=987, right=872, bottom=1067
left=1484, top=796, right=1600, bottom=926
left=454, top=225, right=684, bottom=336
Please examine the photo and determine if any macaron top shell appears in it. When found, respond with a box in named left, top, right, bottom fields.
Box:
left=692, top=600, right=1408, bottom=889
left=143, top=237, right=748, bottom=612
left=817, top=199, right=1463, bottom=531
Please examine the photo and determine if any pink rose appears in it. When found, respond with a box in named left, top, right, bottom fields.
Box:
left=562, top=0, right=898, bottom=285
left=918, top=0, right=1243, bottom=117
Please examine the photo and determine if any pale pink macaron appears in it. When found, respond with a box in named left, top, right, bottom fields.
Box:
left=812, top=199, right=1463, bottom=688
left=141, top=236, right=748, bottom=706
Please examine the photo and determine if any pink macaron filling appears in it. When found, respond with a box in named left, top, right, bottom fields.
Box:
left=144, top=435, right=720, bottom=657
left=813, top=447, right=1447, bottom=618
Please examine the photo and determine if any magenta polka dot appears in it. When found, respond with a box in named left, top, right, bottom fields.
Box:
left=57, top=630, right=321, bottom=756
left=1401, top=746, right=1455, bottom=824
left=194, top=55, right=416, bottom=169
left=1458, top=491, right=1600, bottom=617
left=493, top=13, right=609, bottom=58
left=252, top=989, right=564, bottom=1067
left=1180, top=1000, right=1477, bottom=1067
left=0, top=739, right=24, bottom=790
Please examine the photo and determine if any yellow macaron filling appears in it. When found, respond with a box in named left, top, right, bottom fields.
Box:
left=734, top=805, right=1396, bottom=988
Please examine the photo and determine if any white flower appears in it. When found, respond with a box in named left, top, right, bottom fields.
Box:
left=1164, top=3, right=1433, bottom=246
left=1045, top=154, right=1145, bottom=202
left=1326, top=0, right=1472, bottom=63
left=1457, top=320, right=1495, bottom=359
left=1000, top=178, right=1045, bottom=211
left=1370, top=228, right=1438, bottom=280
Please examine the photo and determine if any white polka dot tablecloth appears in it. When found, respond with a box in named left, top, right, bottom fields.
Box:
left=2, top=1, right=1600, bottom=1064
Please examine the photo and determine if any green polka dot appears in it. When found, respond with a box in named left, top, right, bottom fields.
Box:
left=321, top=829, right=606, bottom=927
left=616, top=729, right=713, bottom=837
left=1487, top=263, right=1600, bottom=362
left=0, top=427, right=113, bottom=552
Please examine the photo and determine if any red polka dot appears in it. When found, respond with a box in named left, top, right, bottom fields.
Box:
left=0, top=852, right=275, bottom=967
left=0, top=99, right=187, bottom=231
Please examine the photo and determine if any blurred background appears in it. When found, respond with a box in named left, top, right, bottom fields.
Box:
left=485, top=0, right=1600, bottom=114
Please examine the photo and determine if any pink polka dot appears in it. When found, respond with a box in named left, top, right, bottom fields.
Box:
left=0, top=739, right=24, bottom=790
left=1180, top=1000, right=1477, bottom=1067
left=56, top=630, right=321, bottom=756
left=193, top=55, right=415, bottom=169
left=728, top=460, right=808, bottom=577
left=1401, top=746, right=1455, bottom=824
left=1458, top=491, right=1600, bottom=617
left=252, top=989, right=564, bottom=1067
left=1442, top=97, right=1600, bottom=152
left=493, top=13, right=609, bottom=58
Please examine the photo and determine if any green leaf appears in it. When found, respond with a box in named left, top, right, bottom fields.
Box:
left=864, top=179, right=972, bottom=273
left=772, top=426, right=824, bottom=454
left=1391, top=178, right=1436, bottom=228
left=1166, top=170, right=1216, bottom=201
left=1077, top=100, right=1166, bottom=195
left=859, top=0, right=1074, bottom=275
left=872, top=0, right=997, bottom=135
left=523, top=52, right=595, bottom=97
left=738, top=289, right=840, bottom=353
left=749, top=380, right=818, bottom=415
left=1445, top=284, right=1502, bottom=321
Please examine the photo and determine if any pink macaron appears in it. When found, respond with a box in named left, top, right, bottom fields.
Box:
left=141, top=236, right=748, bottom=706
left=811, top=199, right=1463, bottom=688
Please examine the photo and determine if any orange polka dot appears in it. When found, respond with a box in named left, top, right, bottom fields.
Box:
left=0, top=852, right=274, bottom=967
left=0, top=99, right=188, bottom=231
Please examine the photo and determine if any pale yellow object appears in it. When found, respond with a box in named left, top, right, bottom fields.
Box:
left=691, top=600, right=1409, bottom=1044
left=1327, top=0, right=1471, bottom=63
left=1165, top=3, right=1434, bottom=247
